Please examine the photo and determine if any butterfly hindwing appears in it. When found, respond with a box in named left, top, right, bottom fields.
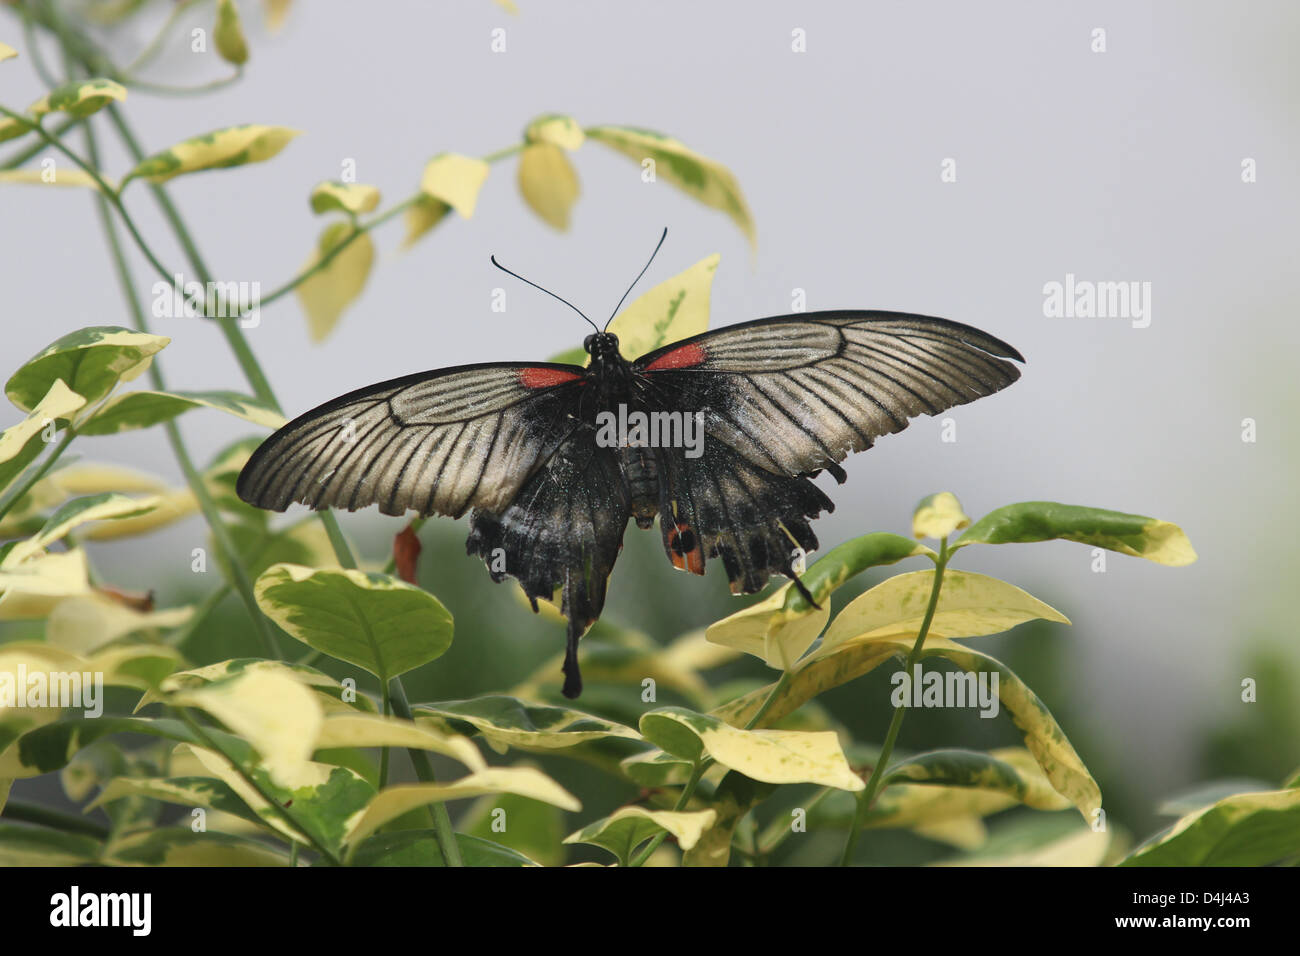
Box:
left=633, top=311, right=1024, bottom=481
left=466, top=427, right=630, bottom=698
left=236, top=363, right=585, bottom=518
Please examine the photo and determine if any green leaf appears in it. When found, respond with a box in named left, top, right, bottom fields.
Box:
left=815, top=569, right=1070, bottom=659
left=957, top=501, right=1196, bottom=566
left=564, top=807, right=717, bottom=866
left=350, top=830, right=539, bottom=867
left=608, top=253, right=720, bottom=362
left=295, top=221, right=375, bottom=342
left=105, top=828, right=288, bottom=866
left=586, top=125, right=755, bottom=245
left=0, top=113, right=34, bottom=145
left=214, top=0, right=249, bottom=66
left=413, top=695, right=639, bottom=753
left=462, top=790, right=566, bottom=866
left=684, top=771, right=776, bottom=866
left=640, top=706, right=863, bottom=791
left=935, top=816, right=1109, bottom=866
left=310, top=181, right=381, bottom=216
left=619, top=748, right=693, bottom=787
left=254, top=564, right=453, bottom=681
left=419, top=152, right=490, bottom=218
left=0, top=716, right=197, bottom=779
left=27, top=78, right=126, bottom=120
left=1156, top=778, right=1277, bottom=817
left=783, top=532, right=929, bottom=614
left=78, top=389, right=286, bottom=435
left=344, top=767, right=581, bottom=850
left=913, top=492, right=971, bottom=540
left=1121, top=788, right=1300, bottom=866
left=916, top=638, right=1101, bottom=818
left=5, top=326, right=169, bottom=413
left=90, top=775, right=266, bottom=830
left=518, top=143, right=580, bottom=230
left=883, top=748, right=1072, bottom=812
left=122, top=124, right=300, bottom=186
left=0, top=379, right=84, bottom=492
left=0, top=823, right=101, bottom=865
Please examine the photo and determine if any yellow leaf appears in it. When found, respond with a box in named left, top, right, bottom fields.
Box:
left=0, top=549, right=91, bottom=619
left=46, top=592, right=192, bottom=655
left=419, top=153, right=490, bottom=218
left=913, top=492, right=971, bottom=540
left=524, top=114, right=585, bottom=150
left=517, top=143, right=580, bottom=230
left=27, top=79, right=127, bottom=120
left=706, top=580, right=828, bottom=670
left=264, top=0, right=292, bottom=33
left=178, top=669, right=323, bottom=789
left=607, top=253, right=720, bottom=361
left=309, top=181, right=381, bottom=216
left=0, top=379, right=85, bottom=490
left=124, top=125, right=300, bottom=186
left=313, top=713, right=485, bottom=770
left=295, top=222, right=375, bottom=342
left=0, top=43, right=17, bottom=63
left=0, top=168, right=107, bottom=190
left=401, top=196, right=449, bottom=249
left=816, top=570, right=1070, bottom=658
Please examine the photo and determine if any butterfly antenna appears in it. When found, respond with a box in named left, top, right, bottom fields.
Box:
left=605, top=227, right=669, bottom=330
left=490, top=255, right=600, bottom=334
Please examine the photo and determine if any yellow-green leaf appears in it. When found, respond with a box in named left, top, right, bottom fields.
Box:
left=957, top=501, right=1197, bottom=566
left=640, top=707, right=863, bottom=791
left=1122, top=787, right=1300, bottom=866
left=0, top=549, right=91, bottom=619
left=6, top=492, right=162, bottom=565
left=345, top=768, right=581, bottom=850
left=123, top=124, right=300, bottom=186
left=0, top=114, right=33, bottom=145
left=564, top=807, right=716, bottom=864
left=27, top=78, right=126, bottom=120
left=606, top=253, right=719, bottom=362
left=176, top=669, right=323, bottom=788
left=816, top=570, right=1070, bottom=659
left=214, top=0, right=249, bottom=66
left=6, top=327, right=169, bottom=413
left=0, top=168, right=106, bottom=190
left=47, top=592, right=192, bottom=655
left=706, top=580, right=828, bottom=670
left=309, top=181, right=380, bottom=216
left=401, top=195, right=449, bottom=249
left=518, top=143, right=580, bottom=230
left=295, top=221, right=374, bottom=342
left=105, top=828, right=288, bottom=866
left=419, top=152, right=490, bottom=218
left=0, top=43, right=17, bottom=63
left=313, top=712, right=485, bottom=771
left=0, top=379, right=84, bottom=492
left=414, top=695, right=639, bottom=753
left=78, top=388, right=285, bottom=435
left=913, top=492, right=971, bottom=540
left=587, top=125, right=755, bottom=245
left=524, top=113, right=585, bottom=150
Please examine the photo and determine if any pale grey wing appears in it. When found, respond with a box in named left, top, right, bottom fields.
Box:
left=236, top=363, right=585, bottom=518
left=632, top=311, right=1024, bottom=478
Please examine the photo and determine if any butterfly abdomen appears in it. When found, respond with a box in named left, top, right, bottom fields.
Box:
left=622, top=444, right=660, bottom=529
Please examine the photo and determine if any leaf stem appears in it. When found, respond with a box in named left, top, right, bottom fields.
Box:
left=0, top=428, right=75, bottom=524
left=1, top=798, right=111, bottom=839
left=837, top=538, right=951, bottom=866
left=387, top=677, right=463, bottom=866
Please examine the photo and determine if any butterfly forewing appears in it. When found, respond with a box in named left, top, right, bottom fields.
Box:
left=236, top=362, right=586, bottom=518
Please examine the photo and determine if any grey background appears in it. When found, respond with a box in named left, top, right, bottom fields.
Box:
left=3, top=1, right=1296, bottom=793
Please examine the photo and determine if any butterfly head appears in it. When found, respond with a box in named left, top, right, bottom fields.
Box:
left=583, top=332, right=620, bottom=361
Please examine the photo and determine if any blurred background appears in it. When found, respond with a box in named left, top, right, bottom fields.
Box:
left=2, top=0, right=1297, bottom=860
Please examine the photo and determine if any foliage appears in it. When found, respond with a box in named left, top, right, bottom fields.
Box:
left=1, top=2, right=1283, bottom=869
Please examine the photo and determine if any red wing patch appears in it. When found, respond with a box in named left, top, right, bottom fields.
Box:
left=667, top=521, right=705, bottom=575
left=518, top=367, right=583, bottom=389
left=644, top=342, right=707, bottom=372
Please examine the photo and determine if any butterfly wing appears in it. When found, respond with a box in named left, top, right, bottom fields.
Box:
left=236, top=362, right=586, bottom=518
left=633, top=311, right=1023, bottom=592
left=467, top=429, right=630, bottom=698
left=633, top=311, right=1024, bottom=480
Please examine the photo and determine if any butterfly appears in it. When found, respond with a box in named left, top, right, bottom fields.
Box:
left=236, top=233, right=1024, bottom=698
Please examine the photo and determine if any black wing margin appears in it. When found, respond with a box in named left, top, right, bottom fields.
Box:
left=236, top=363, right=586, bottom=519
left=632, top=311, right=1024, bottom=480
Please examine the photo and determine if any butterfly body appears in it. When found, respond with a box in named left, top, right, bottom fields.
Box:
left=237, top=311, right=1024, bottom=698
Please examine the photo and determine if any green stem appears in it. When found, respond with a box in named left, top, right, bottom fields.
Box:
left=0, top=115, right=81, bottom=169
left=1, top=798, right=111, bottom=839
left=0, top=428, right=74, bottom=524
left=388, top=677, right=463, bottom=866
left=379, top=681, right=391, bottom=788
left=83, top=117, right=279, bottom=659
left=744, top=669, right=793, bottom=730
left=837, top=538, right=951, bottom=866
left=629, top=759, right=710, bottom=867
left=121, top=0, right=204, bottom=75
